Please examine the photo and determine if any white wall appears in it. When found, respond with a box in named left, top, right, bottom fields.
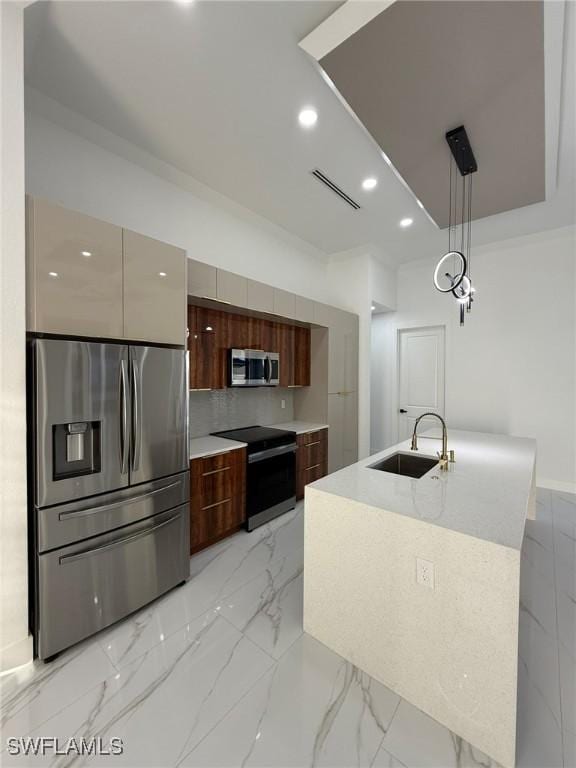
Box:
left=0, top=2, right=33, bottom=672
left=371, top=226, right=576, bottom=491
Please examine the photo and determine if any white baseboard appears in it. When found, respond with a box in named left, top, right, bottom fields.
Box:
left=537, top=477, right=576, bottom=495
left=0, top=634, right=33, bottom=675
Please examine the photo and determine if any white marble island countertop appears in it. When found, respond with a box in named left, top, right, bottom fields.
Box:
left=189, top=435, right=247, bottom=461
left=309, top=428, right=536, bottom=551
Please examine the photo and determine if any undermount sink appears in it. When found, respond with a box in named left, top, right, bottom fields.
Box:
left=368, top=452, right=438, bottom=479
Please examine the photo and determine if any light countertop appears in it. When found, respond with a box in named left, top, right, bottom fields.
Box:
left=267, top=421, right=329, bottom=435
left=309, top=428, right=536, bottom=550
left=189, top=435, right=247, bottom=461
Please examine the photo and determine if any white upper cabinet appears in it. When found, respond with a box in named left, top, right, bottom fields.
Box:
left=273, top=288, right=296, bottom=319
left=27, top=197, right=187, bottom=345
left=187, top=259, right=217, bottom=299
left=27, top=197, right=124, bottom=338
left=246, top=279, right=274, bottom=314
left=295, top=295, right=315, bottom=324
left=123, top=230, right=186, bottom=345
left=217, top=270, right=247, bottom=307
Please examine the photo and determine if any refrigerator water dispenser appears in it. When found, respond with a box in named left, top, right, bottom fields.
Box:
left=53, top=421, right=101, bottom=480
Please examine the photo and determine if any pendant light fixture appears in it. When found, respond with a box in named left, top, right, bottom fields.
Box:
left=433, top=125, right=477, bottom=326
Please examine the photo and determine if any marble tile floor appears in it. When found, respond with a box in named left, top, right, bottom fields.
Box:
left=1, top=490, right=574, bottom=768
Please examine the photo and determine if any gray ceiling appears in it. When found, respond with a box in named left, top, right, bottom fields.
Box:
left=320, top=1, right=546, bottom=227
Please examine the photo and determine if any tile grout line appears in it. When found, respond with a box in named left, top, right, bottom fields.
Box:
left=370, top=696, right=404, bottom=768
left=174, top=623, right=278, bottom=767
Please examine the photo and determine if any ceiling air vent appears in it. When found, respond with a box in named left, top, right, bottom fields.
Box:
left=311, top=169, right=361, bottom=210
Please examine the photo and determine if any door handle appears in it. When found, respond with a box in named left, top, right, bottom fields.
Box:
left=58, top=480, right=182, bottom=521
left=119, top=359, right=129, bottom=474
left=131, top=359, right=141, bottom=472
left=59, top=510, right=182, bottom=564
left=399, top=409, right=407, bottom=413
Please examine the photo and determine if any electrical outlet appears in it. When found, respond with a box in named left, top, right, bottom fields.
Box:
left=281, top=399, right=286, bottom=410
left=416, top=557, right=435, bottom=589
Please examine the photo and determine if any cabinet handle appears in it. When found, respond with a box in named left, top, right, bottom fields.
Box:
left=202, top=498, right=231, bottom=511
left=305, top=464, right=321, bottom=472
left=202, top=466, right=230, bottom=477
left=306, top=441, right=321, bottom=447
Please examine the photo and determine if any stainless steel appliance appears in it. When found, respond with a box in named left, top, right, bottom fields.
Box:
left=212, top=426, right=296, bottom=530
left=229, top=349, right=280, bottom=387
left=29, top=338, right=190, bottom=661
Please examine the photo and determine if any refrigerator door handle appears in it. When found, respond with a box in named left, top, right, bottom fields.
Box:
left=131, top=358, right=141, bottom=472
left=119, top=359, right=129, bottom=475
left=58, top=480, right=182, bottom=520
left=59, top=509, right=183, bottom=565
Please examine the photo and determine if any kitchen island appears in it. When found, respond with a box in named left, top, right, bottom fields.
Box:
left=304, top=429, right=536, bottom=768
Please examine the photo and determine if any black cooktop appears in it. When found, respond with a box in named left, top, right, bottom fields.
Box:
left=211, top=426, right=296, bottom=454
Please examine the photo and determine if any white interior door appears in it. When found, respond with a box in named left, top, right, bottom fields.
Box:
left=398, top=327, right=445, bottom=442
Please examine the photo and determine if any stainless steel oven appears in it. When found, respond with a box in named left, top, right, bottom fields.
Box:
left=246, top=442, right=296, bottom=530
left=211, top=426, right=296, bottom=530
left=229, top=349, right=280, bottom=387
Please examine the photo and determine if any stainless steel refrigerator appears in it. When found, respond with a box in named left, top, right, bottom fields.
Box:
left=29, top=338, right=190, bottom=661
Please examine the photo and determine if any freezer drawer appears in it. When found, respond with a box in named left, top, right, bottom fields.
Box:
left=36, top=504, right=189, bottom=660
left=37, top=471, right=189, bottom=553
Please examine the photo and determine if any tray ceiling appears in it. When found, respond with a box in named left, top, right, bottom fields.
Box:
left=319, top=1, right=546, bottom=227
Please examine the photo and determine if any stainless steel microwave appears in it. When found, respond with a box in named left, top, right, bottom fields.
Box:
left=229, top=349, right=280, bottom=387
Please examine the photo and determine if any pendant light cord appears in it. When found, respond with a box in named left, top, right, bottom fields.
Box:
left=467, top=174, right=473, bottom=281
left=448, top=154, right=453, bottom=252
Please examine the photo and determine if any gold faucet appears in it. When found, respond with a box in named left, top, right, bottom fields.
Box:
left=410, top=413, right=450, bottom=471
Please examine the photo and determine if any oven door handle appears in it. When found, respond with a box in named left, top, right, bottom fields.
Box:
left=248, top=443, right=297, bottom=463
left=59, top=510, right=182, bottom=564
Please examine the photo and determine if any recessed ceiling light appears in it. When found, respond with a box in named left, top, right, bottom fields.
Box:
left=175, top=0, right=194, bottom=5
left=298, top=108, right=318, bottom=128
left=158, top=271, right=167, bottom=278
left=362, top=177, right=378, bottom=191
left=399, top=217, right=413, bottom=228
left=371, top=305, right=376, bottom=311
left=48, top=271, right=58, bottom=278
left=81, top=250, right=92, bottom=257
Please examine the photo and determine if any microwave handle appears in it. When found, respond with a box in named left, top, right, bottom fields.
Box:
left=264, top=356, right=271, bottom=383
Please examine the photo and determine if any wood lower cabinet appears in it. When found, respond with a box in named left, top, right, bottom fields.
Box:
left=296, top=429, right=328, bottom=500
left=190, top=448, right=246, bottom=553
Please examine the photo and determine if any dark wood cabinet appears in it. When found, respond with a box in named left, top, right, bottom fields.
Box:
left=189, top=306, right=229, bottom=390
left=190, top=448, right=246, bottom=553
left=188, top=304, right=310, bottom=390
left=279, top=324, right=294, bottom=388
left=296, top=429, right=328, bottom=500
left=293, top=325, right=311, bottom=387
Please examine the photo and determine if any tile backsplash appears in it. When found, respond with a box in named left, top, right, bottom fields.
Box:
left=189, top=388, right=294, bottom=438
